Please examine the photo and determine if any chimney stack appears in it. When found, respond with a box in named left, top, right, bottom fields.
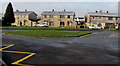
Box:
left=25, top=9, right=27, bottom=11
left=52, top=9, right=55, bottom=11
left=106, top=11, right=109, bottom=13
left=16, top=10, right=19, bottom=12
left=96, top=11, right=98, bottom=13
left=99, top=10, right=102, bottom=13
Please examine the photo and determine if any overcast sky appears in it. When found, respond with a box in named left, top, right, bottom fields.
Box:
left=1, top=0, right=120, bottom=2
left=0, top=1, right=119, bottom=17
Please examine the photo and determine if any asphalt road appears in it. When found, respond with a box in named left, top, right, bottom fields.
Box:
left=1, top=30, right=119, bottom=65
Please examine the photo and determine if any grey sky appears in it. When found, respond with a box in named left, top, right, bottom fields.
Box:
left=2, top=0, right=120, bottom=2
left=1, top=2, right=118, bottom=17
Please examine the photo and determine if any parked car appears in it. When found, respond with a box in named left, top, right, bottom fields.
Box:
left=36, top=23, right=48, bottom=27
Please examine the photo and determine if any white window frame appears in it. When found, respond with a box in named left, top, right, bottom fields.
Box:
left=98, top=17, right=103, bottom=20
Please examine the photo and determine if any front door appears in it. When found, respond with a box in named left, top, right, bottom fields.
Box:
left=19, top=22, right=22, bottom=26
left=105, top=23, right=115, bottom=29
left=49, top=22, right=54, bottom=27
left=60, top=22, right=64, bottom=27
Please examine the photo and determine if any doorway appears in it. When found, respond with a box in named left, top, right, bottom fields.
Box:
left=60, top=22, right=64, bottom=27
left=105, top=23, right=115, bottom=29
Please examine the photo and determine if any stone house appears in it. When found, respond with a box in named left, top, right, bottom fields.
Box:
left=84, top=11, right=120, bottom=29
left=40, top=10, right=76, bottom=28
left=12, top=10, right=37, bottom=26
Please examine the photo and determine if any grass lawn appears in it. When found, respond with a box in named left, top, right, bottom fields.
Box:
left=1, top=26, right=119, bottom=31
left=6, top=30, right=91, bottom=38
left=1, top=26, right=92, bottom=30
left=100, top=29, right=119, bottom=31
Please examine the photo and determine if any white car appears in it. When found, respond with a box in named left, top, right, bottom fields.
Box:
left=36, top=23, right=48, bottom=27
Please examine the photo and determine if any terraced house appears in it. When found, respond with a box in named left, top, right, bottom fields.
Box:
left=85, top=11, right=120, bottom=29
left=40, top=10, right=76, bottom=28
left=12, top=10, right=37, bottom=26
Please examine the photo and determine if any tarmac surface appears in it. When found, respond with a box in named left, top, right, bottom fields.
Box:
left=1, top=29, right=119, bottom=65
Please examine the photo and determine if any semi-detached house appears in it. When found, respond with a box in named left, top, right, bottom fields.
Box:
left=40, top=10, right=76, bottom=28
left=85, top=11, right=120, bottom=29
left=12, top=10, right=37, bottom=26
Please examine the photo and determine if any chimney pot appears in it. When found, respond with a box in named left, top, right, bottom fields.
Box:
left=25, top=9, right=27, bottom=11
left=96, top=11, right=98, bottom=13
left=107, top=11, right=109, bottom=13
left=16, top=10, right=19, bottom=12
left=52, top=9, right=54, bottom=11
left=99, top=10, right=102, bottom=13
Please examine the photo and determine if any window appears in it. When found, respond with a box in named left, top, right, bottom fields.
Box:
left=85, top=16, right=87, bottom=22
left=44, top=15, right=47, bottom=18
left=68, top=15, right=70, bottom=18
left=98, top=17, right=103, bottom=20
left=17, top=16, right=19, bottom=19
left=116, top=18, right=118, bottom=20
left=60, top=22, right=64, bottom=27
left=18, top=21, right=22, bottom=26
left=93, top=22, right=97, bottom=24
left=19, top=15, right=22, bottom=18
left=60, top=15, right=65, bottom=18
left=108, top=17, right=113, bottom=20
left=93, top=17, right=95, bottom=19
left=49, top=15, right=53, bottom=18
left=92, top=24, right=94, bottom=27
left=98, top=23, right=102, bottom=27
left=24, top=15, right=26, bottom=18
left=49, top=22, right=54, bottom=26
left=24, top=20, right=27, bottom=25
left=67, top=21, right=70, bottom=26
left=22, top=15, right=24, bottom=18
left=44, top=20, right=48, bottom=22
left=18, top=21, right=20, bottom=25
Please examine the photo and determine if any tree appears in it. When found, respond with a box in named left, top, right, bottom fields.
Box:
left=3, top=2, right=15, bottom=26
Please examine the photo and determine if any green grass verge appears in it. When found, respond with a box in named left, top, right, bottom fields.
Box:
left=1, top=26, right=91, bottom=30
left=1, top=26, right=119, bottom=31
left=6, top=30, right=91, bottom=38
left=100, top=29, right=119, bottom=31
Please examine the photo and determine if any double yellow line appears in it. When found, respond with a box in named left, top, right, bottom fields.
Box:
left=0, top=44, right=36, bottom=66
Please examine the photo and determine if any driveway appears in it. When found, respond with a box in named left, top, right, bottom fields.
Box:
left=1, top=30, right=119, bottom=65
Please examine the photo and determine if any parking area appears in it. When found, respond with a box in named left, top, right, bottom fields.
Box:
left=2, top=30, right=119, bottom=65
left=1, top=44, right=36, bottom=66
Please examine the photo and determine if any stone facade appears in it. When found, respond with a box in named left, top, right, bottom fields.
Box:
left=84, top=11, right=120, bottom=29
left=12, top=10, right=37, bottom=26
left=40, top=10, right=76, bottom=28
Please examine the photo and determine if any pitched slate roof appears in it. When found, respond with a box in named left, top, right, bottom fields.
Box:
left=88, top=12, right=118, bottom=17
left=41, top=11, right=75, bottom=15
left=14, top=11, right=35, bottom=15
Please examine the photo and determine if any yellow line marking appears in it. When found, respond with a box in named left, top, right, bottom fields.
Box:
left=12, top=53, right=36, bottom=64
left=79, top=33, right=95, bottom=38
left=0, top=44, right=36, bottom=66
left=2, top=44, right=14, bottom=46
left=14, top=63, right=35, bottom=66
left=2, top=50, right=34, bottom=54
left=0, top=44, right=14, bottom=50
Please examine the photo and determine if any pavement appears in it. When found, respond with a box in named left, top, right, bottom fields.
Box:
left=1, top=29, right=119, bottom=65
